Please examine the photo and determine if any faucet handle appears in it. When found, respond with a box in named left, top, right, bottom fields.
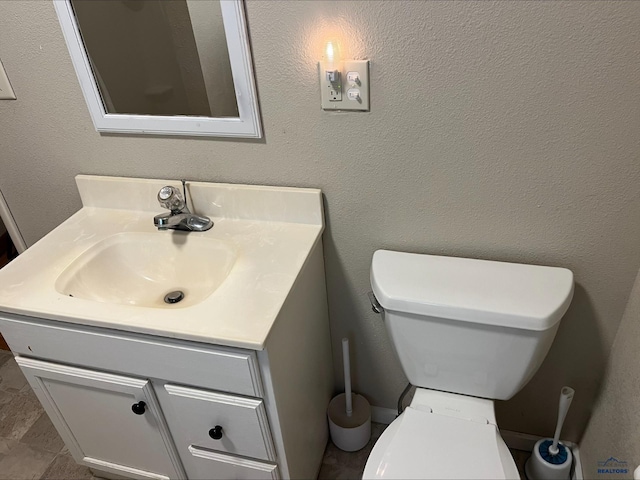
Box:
left=157, top=185, right=186, bottom=213
left=158, top=186, right=174, bottom=201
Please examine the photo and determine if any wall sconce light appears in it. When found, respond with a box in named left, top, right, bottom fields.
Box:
left=318, top=41, right=369, bottom=111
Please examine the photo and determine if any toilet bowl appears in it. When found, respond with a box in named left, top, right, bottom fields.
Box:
left=363, top=250, right=574, bottom=480
left=363, top=389, right=519, bottom=479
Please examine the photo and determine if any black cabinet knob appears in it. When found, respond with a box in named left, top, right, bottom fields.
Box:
left=131, top=401, right=146, bottom=415
left=209, top=425, right=223, bottom=440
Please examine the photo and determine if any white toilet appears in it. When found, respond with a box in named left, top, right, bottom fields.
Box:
left=363, top=250, right=574, bottom=480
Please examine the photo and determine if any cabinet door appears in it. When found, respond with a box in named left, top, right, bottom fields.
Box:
left=16, top=357, right=184, bottom=480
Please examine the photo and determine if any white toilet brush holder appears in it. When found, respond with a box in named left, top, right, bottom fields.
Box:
left=327, top=338, right=371, bottom=452
left=525, top=386, right=575, bottom=480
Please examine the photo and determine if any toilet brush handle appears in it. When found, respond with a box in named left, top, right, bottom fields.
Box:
left=342, top=338, right=353, bottom=417
left=550, top=386, right=574, bottom=454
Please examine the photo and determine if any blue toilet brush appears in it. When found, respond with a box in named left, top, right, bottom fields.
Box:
left=525, top=387, right=575, bottom=480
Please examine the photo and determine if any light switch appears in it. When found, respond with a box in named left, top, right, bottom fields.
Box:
left=346, top=71, right=361, bottom=85
left=0, top=60, right=16, bottom=100
left=347, top=88, right=361, bottom=101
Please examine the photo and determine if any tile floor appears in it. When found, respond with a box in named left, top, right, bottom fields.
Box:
left=318, top=423, right=387, bottom=479
left=0, top=348, right=531, bottom=479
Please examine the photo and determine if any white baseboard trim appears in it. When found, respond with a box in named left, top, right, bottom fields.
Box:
left=371, top=406, right=397, bottom=425
left=500, top=429, right=583, bottom=480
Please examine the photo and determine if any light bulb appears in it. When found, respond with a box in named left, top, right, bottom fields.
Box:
left=326, top=41, right=335, bottom=68
left=324, top=40, right=341, bottom=71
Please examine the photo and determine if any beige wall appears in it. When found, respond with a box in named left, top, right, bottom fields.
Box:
left=581, top=269, right=640, bottom=478
left=0, top=1, right=639, bottom=442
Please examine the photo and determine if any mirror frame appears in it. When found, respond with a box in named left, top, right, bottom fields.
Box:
left=54, top=0, right=262, bottom=138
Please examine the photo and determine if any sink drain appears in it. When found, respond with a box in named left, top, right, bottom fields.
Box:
left=164, top=290, right=185, bottom=304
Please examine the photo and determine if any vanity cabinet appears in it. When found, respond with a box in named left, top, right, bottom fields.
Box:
left=1, top=307, right=332, bottom=480
left=16, top=350, right=282, bottom=480
left=0, top=241, right=333, bottom=479
left=0, top=246, right=331, bottom=480
left=0, top=176, right=334, bottom=480
left=0, top=301, right=334, bottom=480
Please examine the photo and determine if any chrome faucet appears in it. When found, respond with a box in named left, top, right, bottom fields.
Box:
left=153, top=180, right=213, bottom=232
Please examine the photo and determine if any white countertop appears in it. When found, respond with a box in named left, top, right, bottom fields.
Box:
left=0, top=176, right=324, bottom=350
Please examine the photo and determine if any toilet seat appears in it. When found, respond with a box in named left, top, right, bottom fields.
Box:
left=363, top=406, right=519, bottom=479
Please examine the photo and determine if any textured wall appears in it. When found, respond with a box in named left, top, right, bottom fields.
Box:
left=1, top=1, right=640, bottom=441
left=581, top=269, right=640, bottom=478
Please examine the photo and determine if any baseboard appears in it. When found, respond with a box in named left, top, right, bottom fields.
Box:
left=500, top=429, right=583, bottom=480
left=371, top=406, right=397, bottom=425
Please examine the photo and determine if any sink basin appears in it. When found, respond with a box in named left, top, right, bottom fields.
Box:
left=55, top=232, right=237, bottom=308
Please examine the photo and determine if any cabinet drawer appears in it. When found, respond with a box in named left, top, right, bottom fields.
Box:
left=185, top=446, right=278, bottom=480
left=0, top=313, right=262, bottom=396
left=160, top=384, right=276, bottom=462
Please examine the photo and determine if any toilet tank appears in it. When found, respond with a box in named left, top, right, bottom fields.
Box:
left=371, top=250, right=574, bottom=400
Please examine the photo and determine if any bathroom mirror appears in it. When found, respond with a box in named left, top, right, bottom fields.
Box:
left=54, top=0, right=262, bottom=138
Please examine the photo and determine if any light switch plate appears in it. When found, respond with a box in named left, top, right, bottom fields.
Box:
left=319, top=60, right=369, bottom=111
left=0, top=60, right=16, bottom=100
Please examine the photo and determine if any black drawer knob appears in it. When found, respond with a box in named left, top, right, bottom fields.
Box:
left=209, top=425, right=223, bottom=440
left=131, top=401, right=146, bottom=415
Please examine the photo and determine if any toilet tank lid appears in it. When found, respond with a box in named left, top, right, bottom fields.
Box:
left=371, top=250, right=574, bottom=331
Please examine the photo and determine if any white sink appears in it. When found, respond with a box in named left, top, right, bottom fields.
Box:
left=55, top=232, right=237, bottom=308
left=0, top=175, right=324, bottom=349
